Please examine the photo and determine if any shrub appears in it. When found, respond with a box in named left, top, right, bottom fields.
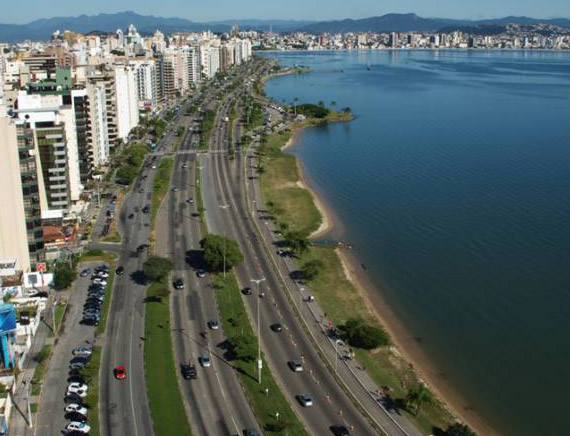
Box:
left=339, top=318, right=390, bottom=349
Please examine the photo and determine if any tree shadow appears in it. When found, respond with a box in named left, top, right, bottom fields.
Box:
left=432, top=427, right=446, bottom=436
left=290, top=270, right=305, bottom=282
left=130, top=270, right=148, bottom=285
left=143, top=296, right=162, bottom=304
left=382, top=395, right=407, bottom=416
left=185, top=249, right=206, bottom=270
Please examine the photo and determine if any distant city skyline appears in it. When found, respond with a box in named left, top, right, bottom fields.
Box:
left=4, top=0, right=570, bottom=24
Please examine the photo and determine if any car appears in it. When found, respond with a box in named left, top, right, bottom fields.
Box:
left=67, top=388, right=87, bottom=398
left=65, top=403, right=88, bottom=416
left=136, top=244, right=150, bottom=253
left=199, top=355, right=211, bottom=367
left=64, top=393, right=84, bottom=405
left=65, top=412, right=88, bottom=423
left=72, top=347, right=92, bottom=357
left=68, top=383, right=88, bottom=393
left=142, top=205, right=150, bottom=213
left=171, top=187, right=179, bottom=192
left=209, top=320, right=219, bottom=330
left=241, top=287, right=252, bottom=296
left=114, top=366, right=127, bottom=380
left=330, top=424, right=350, bottom=436
left=116, top=266, right=124, bottom=275
left=86, top=295, right=104, bottom=302
left=243, top=430, right=261, bottom=436
left=66, top=422, right=91, bottom=434
left=67, top=375, right=86, bottom=384
left=94, top=271, right=109, bottom=278
left=79, top=269, right=91, bottom=278
left=186, top=198, right=194, bottom=204
left=139, top=188, right=144, bottom=194
left=173, top=278, right=184, bottom=290
left=95, top=264, right=109, bottom=272
left=181, top=363, right=197, bottom=380
left=151, top=164, right=157, bottom=169
left=196, top=269, right=206, bottom=278
left=296, top=393, right=313, bottom=407
left=270, top=323, right=283, bottom=332
left=92, top=278, right=107, bottom=286
left=81, top=317, right=99, bottom=326
left=288, top=360, right=303, bottom=372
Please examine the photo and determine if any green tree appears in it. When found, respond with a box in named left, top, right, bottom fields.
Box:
left=338, top=318, right=390, bottom=350
left=116, top=165, right=138, bottom=185
left=302, top=259, right=324, bottom=281
left=200, top=234, right=244, bottom=272
left=227, top=334, right=256, bottom=362
left=142, top=256, right=173, bottom=283
left=445, top=423, right=477, bottom=436
left=341, top=106, right=352, bottom=114
left=285, top=231, right=310, bottom=256
left=53, top=264, right=77, bottom=290
left=405, top=384, right=434, bottom=415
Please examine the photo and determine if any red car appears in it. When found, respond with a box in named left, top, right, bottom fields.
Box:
left=114, top=366, right=127, bottom=380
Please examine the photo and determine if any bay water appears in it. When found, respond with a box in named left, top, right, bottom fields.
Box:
left=262, top=50, right=570, bottom=436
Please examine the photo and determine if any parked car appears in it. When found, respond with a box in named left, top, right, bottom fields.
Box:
left=66, top=422, right=91, bottom=434
left=65, top=403, right=88, bottom=416
left=208, top=320, right=219, bottom=330
left=196, top=269, right=206, bottom=278
left=72, top=347, right=92, bottom=358
left=79, top=269, right=91, bottom=278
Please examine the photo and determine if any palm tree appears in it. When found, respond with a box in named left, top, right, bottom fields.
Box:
left=405, top=384, right=433, bottom=415
left=293, top=97, right=299, bottom=116
left=331, top=101, right=337, bottom=109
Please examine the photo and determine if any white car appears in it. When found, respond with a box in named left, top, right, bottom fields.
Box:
left=68, top=383, right=88, bottom=397
left=199, top=355, right=211, bottom=367
left=66, top=422, right=91, bottom=434
left=72, top=347, right=92, bottom=358
left=65, top=403, right=88, bottom=416
left=296, top=393, right=313, bottom=407
left=92, top=278, right=107, bottom=286
left=94, top=272, right=109, bottom=279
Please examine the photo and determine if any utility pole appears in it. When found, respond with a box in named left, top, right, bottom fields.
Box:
left=251, top=278, right=266, bottom=384
left=24, top=379, right=32, bottom=428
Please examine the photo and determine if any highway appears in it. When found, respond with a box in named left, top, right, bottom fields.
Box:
left=155, top=85, right=261, bottom=435
left=200, top=73, right=380, bottom=435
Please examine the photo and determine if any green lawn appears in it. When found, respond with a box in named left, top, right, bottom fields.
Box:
left=31, top=345, right=52, bottom=395
left=144, top=282, right=193, bottom=436
left=214, top=273, right=308, bottom=435
left=199, top=109, right=216, bottom=151
left=54, top=302, right=67, bottom=333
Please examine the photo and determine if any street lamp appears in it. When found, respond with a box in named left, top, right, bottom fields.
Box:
left=335, top=339, right=342, bottom=376
left=219, top=204, right=230, bottom=277
left=299, top=287, right=305, bottom=309
left=251, top=277, right=266, bottom=384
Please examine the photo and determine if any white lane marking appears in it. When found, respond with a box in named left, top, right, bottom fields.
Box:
left=128, top=294, right=140, bottom=436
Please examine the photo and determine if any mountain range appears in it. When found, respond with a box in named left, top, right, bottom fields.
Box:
left=1, top=11, right=569, bottom=43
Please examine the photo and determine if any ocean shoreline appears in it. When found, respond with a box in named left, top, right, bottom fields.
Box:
left=287, top=129, right=499, bottom=436
left=263, top=71, right=500, bottom=434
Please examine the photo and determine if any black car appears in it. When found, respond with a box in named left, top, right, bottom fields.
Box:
left=65, top=412, right=88, bottom=423
left=243, top=430, right=261, bottom=436
left=137, top=244, right=150, bottom=253
left=79, top=269, right=91, bottom=278
left=64, top=393, right=85, bottom=405
left=241, top=287, right=252, bottom=296
left=128, top=213, right=135, bottom=219
left=142, top=205, right=150, bottom=213
left=270, top=323, right=283, bottom=332
left=181, top=363, right=197, bottom=380
left=67, top=375, right=86, bottom=384
left=173, top=279, right=184, bottom=290
left=116, top=266, right=125, bottom=275
left=81, top=318, right=100, bottom=326
left=330, top=425, right=349, bottom=436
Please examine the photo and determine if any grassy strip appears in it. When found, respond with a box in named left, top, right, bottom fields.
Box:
left=144, top=282, right=193, bottom=436
left=259, top=129, right=455, bottom=434
left=214, top=273, right=308, bottom=435
left=54, top=301, right=67, bottom=333
left=195, top=164, right=208, bottom=235
left=151, top=157, right=174, bottom=229
left=81, top=346, right=102, bottom=436
left=30, top=345, right=52, bottom=395
left=198, top=109, right=216, bottom=151
left=174, top=126, right=186, bottom=152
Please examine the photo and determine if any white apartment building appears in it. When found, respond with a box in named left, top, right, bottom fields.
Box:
left=185, top=46, right=201, bottom=85
left=114, top=64, right=139, bottom=141
left=134, top=61, right=157, bottom=108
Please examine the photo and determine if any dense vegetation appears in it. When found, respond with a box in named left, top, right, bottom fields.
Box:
left=199, top=234, right=244, bottom=272
left=339, top=318, right=390, bottom=349
left=116, top=143, right=149, bottom=185
left=53, top=264, right=77, bottom=290
left=296, top=103, right=329, bottom=118
left=142, top=256, right=173, bottom=283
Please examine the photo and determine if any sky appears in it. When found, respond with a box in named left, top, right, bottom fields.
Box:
left=4, top=0, right=570, bottom=24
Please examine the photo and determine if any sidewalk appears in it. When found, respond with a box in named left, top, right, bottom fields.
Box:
left=8, top=304, right=56, bottom=436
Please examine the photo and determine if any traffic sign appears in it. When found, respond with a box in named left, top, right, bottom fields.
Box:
left=36, top=263, right=46, bottom=273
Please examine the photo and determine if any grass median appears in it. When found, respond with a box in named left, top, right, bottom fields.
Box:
left=258, top=127, right=455, bottom=434
left=81, top=346, right=102, bottom=436
left=30, top=344, right=52, bottom=395
left=214, top=273, right=308, bottom=435
left=144, top=281, right=193, bottom=436
left=151, top=157, right=174, bottom=229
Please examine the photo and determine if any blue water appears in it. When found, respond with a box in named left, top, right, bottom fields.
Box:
left=262, top=51, right=570, bottom=436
